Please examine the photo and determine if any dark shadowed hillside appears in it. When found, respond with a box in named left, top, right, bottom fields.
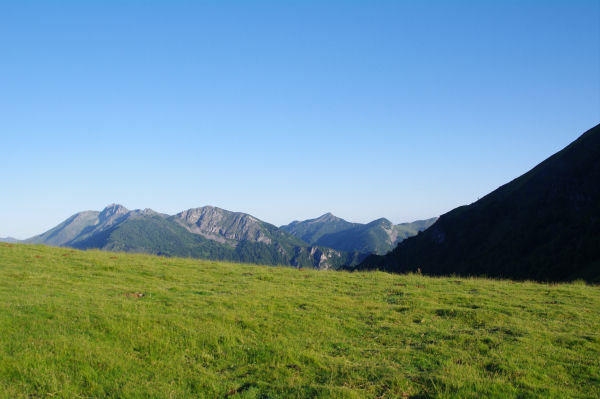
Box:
left=355, top=123, right=600, bottom=282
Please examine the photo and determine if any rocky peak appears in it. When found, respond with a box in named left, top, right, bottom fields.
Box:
left=176, top=206, right=225, bottom=224
left=99, top=204, right=129, bottom=224
left=174, top=206, right=272, bottom=244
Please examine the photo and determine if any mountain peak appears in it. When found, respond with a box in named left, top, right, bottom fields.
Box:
left=177, top=206, right=228, bottom=224
left=99, top=204, right=129, bottom=222
left=174, top=206, right=276, bottom=244
left=368, top=217, right=392, bottom=226
left=315, top=212, right=340, bottom=222
left=102, top=203, right=128, bottom=212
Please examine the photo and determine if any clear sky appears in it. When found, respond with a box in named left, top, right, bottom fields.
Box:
left=1, top=1, right=599, bottom=238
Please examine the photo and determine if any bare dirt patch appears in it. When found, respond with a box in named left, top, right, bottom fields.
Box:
left=124, top=292, right=145, bottom=298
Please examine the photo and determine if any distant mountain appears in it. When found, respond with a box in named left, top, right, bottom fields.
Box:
left=173, top=206, right=306, bottom=247
left=26, top=204, right=364, bottom=269
left=316, top=217, right=437, bottom=255
left=281, top=213, right=355, bottom=244
left=26, top=210, right=101, bottom=246
left=0, top=237, right=19, bottom=243
left=281, top=214, right=436, bottom=255
left=355, top=123, right=600, bottom=282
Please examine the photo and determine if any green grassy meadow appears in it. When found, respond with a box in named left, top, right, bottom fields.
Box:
left=0, top=244, right=599, bottom=398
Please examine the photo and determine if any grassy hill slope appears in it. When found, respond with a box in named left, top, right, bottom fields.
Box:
left=1, top=244, right=599, bottom=398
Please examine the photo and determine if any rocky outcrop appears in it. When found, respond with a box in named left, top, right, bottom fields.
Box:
left=173, top=206, right=273, bottom=244
left=98, top=204, right=129, bottom=225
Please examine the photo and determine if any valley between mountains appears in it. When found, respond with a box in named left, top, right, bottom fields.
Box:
left=20, top=205, right=435, bottom=270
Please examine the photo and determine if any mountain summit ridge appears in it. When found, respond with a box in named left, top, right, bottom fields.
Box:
left=23, top=204, right=432, bottom=269
left=23, top=205, right=361, bottom=269
left=173, top=206, right=303, bottom=246
left=281, top=214, right=436, bottom=255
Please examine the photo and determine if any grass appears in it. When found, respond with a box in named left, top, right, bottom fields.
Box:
left=0, top=244, right=599, bottom=398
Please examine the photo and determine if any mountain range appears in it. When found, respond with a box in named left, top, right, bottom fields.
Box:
left=355, top=123, right=600, bottom=282
left=281, top=214, right=436, bottom=255
left=14, top=122, right=599, bottom=281
left=22, top=205, right=431, bottom=269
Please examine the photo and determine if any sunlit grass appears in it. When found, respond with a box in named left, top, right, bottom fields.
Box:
left=0, top=244, right=598, bottom=398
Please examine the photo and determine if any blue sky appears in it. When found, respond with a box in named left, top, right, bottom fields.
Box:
left=1, top=1, right=599, bottom=238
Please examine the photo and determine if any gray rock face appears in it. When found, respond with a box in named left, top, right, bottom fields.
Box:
left=309, top=246, right=344, bottom=270
left=98, top=204, right=129, bottom=226
left=174, top=206, right=274, bottom=244
left=288, top=245, right=348, bottom=270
